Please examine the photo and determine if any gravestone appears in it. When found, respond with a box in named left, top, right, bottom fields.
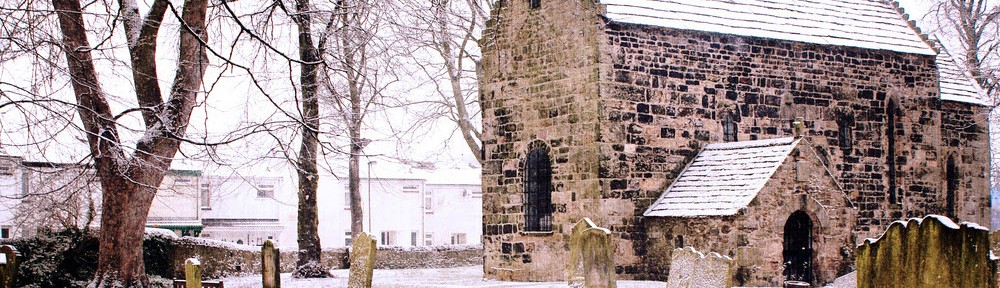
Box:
left=0, top=245, right=19, bottom=288
left=665, top=247, right=733, bottom=288
left=348, top=232, right=376, bottom=288
left=856, top=215, right=996, bottom=288
left=567, top=218, right=615, bottom=288
left=184, top=258, right=201, bottom=288
left=262, top=240, right=281, bottom=288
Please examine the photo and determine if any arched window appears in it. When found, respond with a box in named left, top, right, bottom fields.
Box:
left=946, top=156, right=958, bottom=218
left=524, top=148, right=552, bottom=231
left=886, top=99, right=899, bottom=204
left=722, top=114, right=737, bottom=142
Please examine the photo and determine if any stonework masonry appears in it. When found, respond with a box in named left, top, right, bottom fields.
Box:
left=479, top=0, right=991, bottom=285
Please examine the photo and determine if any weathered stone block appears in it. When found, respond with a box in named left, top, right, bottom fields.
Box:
left=665, top=247, right=733, bottom=288
left=568, top=218, right=615, bottom=288
left=348, top=232, right=376, bottom=288
left=262, top=240, right=280, bottom=288
left=856, top=215, right=995, bottom=288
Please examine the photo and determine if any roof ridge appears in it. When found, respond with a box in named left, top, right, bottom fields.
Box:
left=883, top=0, right=939, bottom=53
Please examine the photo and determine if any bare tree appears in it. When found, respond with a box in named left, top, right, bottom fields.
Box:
left=392, top=0, right=489, bottom=165
left=322, top=0, right=399, bottom=238
left=50, top=0, right=209, bottom=285
left=929, top=0, right=1000, bottom=93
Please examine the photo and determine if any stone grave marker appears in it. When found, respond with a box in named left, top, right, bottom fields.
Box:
left=856, top=215, right=995, bottom=288
left=567, top=218, right=615, bottom=288
left=184, top=258, right=201, bottom=288
left=665, top=246, right=734, bottom=288
left=0, top=245, right=19, bottom=288
left=348, top=232, right=377, bottom=288
left=262, top=240, right=281, bottom=288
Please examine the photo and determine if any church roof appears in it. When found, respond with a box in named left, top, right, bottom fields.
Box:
left=599, top=0, right=936, bottom=55
left=644, top=137, right=799, bottom=217
left=937, top=49, right=989, bottom=106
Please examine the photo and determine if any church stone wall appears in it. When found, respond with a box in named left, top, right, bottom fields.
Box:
left=595, top=21, right=985, bottom=278
left=478, top=0, right=605, bottom=281
left=479, top=0, right=991, bottom=282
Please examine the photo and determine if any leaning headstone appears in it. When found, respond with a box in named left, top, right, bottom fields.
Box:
left=567, top=218, right=615, bottom=288
left=856, top=215, right=995, bottom=288
left=348, top=232, right=376, bottom=288
left=262, top=240, right=281, bottom=288
left=184, top=258, right=202, bottom=288
left=665, top=247, right=734, bottom=288
left=0, top=245, right=19, bottom=288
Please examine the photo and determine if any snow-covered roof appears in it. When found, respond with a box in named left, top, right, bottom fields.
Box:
left=644, top=137, right=799, bottom=217
left=937, top=49, right=989, bottom=106
left=600, top=0, right=936, bottom=55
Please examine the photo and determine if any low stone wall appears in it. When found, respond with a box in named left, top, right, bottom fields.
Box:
left=174, top=238, right=482, bottom=279
left=856, top=215, right=995, bottom=288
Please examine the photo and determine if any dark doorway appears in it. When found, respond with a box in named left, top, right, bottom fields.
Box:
left=783, top=211, right=814, bottom=283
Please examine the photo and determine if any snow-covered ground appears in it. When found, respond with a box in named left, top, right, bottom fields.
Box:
left=218, top=266, right=666, bottom=288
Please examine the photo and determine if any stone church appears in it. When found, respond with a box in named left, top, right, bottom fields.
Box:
left=478, top=0, right=991, bottom=286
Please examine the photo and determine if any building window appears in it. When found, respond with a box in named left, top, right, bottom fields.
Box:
left=675, top=235, right=684, bottom=248
left=529, top=0, right=540, bottom=9
left=947, top=156, right=958, bottom=218
left=887, top=99, right=899, bottom=204
left=722, top=114, right=737, bottom=142
left=424, top=233, right=433, bottom=246
left=837, top=114, right=853, bottom=151
left=0, top=161, right=13, bottom=177
left=424, top=190, right=433, bottom=213
left=451, top=233, right=467, bottom=245
left=200, top=183, right=211, bottom=209
left=257, top=183, right=275, bottom=198
left=345, top=231, right=353, bottom=246
left=345, top=191, right=351, bottom=210
left=402, top=185, right=419, bottom=193
left=524, top=148, right=552, bottom=232
left=411, top=231, right=418, bottom=246
left=380, top=231, right=397, bottom=246
left=1, top=227, right=9, bottom=239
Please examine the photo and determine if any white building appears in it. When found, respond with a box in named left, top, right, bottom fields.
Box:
left=317, top=165, right=482, bottom=248
left=198, top=174, right=295, bottom=246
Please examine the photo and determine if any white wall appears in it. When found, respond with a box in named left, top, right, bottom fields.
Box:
left=317, top=176, right=482, bottom=248
left=0, top=155, right=22, bottom=239
left=199, top=175, right=293, bottom=246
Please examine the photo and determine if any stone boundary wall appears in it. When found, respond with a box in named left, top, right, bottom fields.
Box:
left=171, top=237, right=482, bottom=279
left=856, top=215, right=996, bottom=288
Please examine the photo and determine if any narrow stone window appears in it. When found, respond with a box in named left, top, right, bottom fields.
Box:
left=886, top=99, right=899, bottom=204
left=946, top=156, right=958, bottom=218
left=837, top=114, right=853, bottom=151
left=722, top=114, right=738, bottom=142
left=529, top=0, right=540, bottom=9
left=524, top=148, right=552, bottom=232
left=675, top=235, right=684, bottom=248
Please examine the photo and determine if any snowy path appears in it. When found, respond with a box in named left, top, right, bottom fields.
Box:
left=218, top=266, right=666, bottom=288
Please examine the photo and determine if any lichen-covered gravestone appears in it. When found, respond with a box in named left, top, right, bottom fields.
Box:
left=665, top=247, right=734, bottom=288
left=184, top=258, right=202, bottom=288
left=348, top=232, right=377, bottom=288
left=0, top=245, right=19, bottom=288
left=567, top=218, right=615, bottom=288
left=262, top=240, right=281, bottom=288
left=856, top=215, right=996, bottom=288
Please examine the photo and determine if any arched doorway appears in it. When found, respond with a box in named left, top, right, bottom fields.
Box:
left=783, top=211, right=814, bottom=283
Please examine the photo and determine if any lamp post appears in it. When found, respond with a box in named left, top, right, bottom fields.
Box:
left=367, top=160, right=376, bottom=234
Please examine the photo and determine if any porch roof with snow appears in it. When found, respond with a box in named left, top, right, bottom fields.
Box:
left=643, top=137, right=799, bottom=217
left=599, top=0, right=936, bottom=55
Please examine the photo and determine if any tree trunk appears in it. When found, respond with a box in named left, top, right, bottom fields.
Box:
left=292, top=0, right=327, bottom=278
left=54, top=0, right=208, bottom=285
